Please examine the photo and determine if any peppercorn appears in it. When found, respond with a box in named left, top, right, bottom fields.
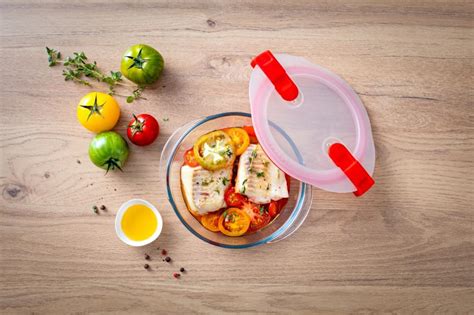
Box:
left=180, top=267, right=185, bottom=273
left=161, top=249, right=167, bottom=255
left=100, top=205, right=106, bottom=210
left=145, top=254, right=151, bottom=260
left=144, top=264, right=150, bottom=270
left=173, top=272, right=180, bottom=279
left=93, top=206, right=99, bottom=214
left=165, top=256, right=171, bottom=262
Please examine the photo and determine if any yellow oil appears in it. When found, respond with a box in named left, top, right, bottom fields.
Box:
left=121, top=204, right=157, bottom=241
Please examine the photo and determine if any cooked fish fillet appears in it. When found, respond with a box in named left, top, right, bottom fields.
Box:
left=235, top=144, right=289, bottom=204
left=181, top=165, right=232, bottom=215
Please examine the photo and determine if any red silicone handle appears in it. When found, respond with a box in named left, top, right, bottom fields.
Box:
left=251, top=50, right=299, bottom=102
left=328, top=143, right=375, bottom=197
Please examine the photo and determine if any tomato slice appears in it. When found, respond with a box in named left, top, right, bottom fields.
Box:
left=242, top=125, right=258, bottom=144
left=201, top=211, right=222, bottom=232
left=193, top=131, right=236, bottom=170
left=218, top=208, right=250, bottom=236
left=183, top=148, right=199, bottom=167
left=222, top=127, right=250, bottom=156
left=240, top=201, right=271, bottom=232
left=268, top=201, right=279, bottom=218
left=224, top=187, right=247, bottom=207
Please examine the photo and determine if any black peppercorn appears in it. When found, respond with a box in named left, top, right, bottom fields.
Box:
left=180, top=267, right=185, bottom=272
left=165, top=256, right=171, bottom=262
left=93, top=206, right=99, bottom=214
left=145, top=254, right=150, bottom=260
left=144, top=264, right=150, bottom=269
left=100, top=205, right=106, bottom=210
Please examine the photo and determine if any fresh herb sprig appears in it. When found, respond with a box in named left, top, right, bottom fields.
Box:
left=46, top=47, right=145, bottom=103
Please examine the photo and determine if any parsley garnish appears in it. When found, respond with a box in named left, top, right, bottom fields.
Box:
left=259, top=205, right=265, bottom=215
left=222, top=177, right=229, bottom=185
left=256, top=171, right=265, bottom=178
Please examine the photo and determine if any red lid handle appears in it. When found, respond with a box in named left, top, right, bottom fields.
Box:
left=251, top=50, right=299, bottom=102
left=328, top=143, right=375, bottom=197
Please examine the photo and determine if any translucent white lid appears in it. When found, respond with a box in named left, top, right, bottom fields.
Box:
left=249, top=52, right=375, bottom=195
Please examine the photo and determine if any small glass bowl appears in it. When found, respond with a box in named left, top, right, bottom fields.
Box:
left=159, top=112, right=312, bottom=248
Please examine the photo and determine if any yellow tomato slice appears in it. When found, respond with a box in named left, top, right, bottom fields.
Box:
left=218, top=208, right=250, bottom=237
left=193, top=130, right=236, bottom=170
left=200, top=211, right=222, bottom=232
left=222, top=128, right=250, bottom=156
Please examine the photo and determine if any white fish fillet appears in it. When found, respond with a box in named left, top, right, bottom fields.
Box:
left=181, top=165, right=232, bottom=215
left=235, top=144, right=289, bottom=204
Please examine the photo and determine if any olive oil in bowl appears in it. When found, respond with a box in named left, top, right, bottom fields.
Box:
left=115, top=199, right=163, bottom=246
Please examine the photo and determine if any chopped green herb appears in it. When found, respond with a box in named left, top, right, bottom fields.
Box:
left=241, top=179, right=248, bottom=194
left=263, top=161, right=270, bottom=167
left=222, top=177, right=229, bottom=185
left=225, top=147, right=233, bottom=157
left=214, top=188, right=220, bottom=194
left=259, top=205, right=265, bottom=215
left=251, top=149, right=258, bottom=158
left=256, top=171, right=265, bottom=178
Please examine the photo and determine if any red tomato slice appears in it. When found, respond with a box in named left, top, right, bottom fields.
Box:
left=183, top=148, right=199, bottom=167
left=268, top=201, right=279, bottom=218
left=242, top=125, right=258, bottom=144
left=224, top=187, right=247, bottom=207
left=240, top=201, right=271, bottom=232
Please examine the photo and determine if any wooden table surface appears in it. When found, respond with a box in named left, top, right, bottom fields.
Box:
left=1, top=0, right=473, bottom=313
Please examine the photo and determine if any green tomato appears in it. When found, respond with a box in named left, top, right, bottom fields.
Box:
left=121, top=44, right=164, bottom=85
left=89, top=131, right=129, bottom=173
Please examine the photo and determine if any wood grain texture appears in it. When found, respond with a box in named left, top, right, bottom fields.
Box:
left=0, top=0, right=473, bottom=313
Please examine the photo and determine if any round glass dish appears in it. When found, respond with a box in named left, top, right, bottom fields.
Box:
left=159, top=112, right=312, bottom=248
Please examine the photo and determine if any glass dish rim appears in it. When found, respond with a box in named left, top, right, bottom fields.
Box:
left=164, top=111, right=308, bottom=249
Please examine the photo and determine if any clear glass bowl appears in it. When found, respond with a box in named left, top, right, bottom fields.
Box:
left=159, top=112, right=312, bottom=248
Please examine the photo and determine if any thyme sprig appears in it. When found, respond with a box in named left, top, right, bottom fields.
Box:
left=46, top=47, right=146, bottom=103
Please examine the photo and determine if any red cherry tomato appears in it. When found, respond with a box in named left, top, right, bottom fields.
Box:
left=127, top=114, right=159, bottom=146
left=183, top=148, right=199, bottom=167
left=240, top=201, right=271, bottom=232
left=224, top=187, right=247, bottom=207
left=242, top=125, right=258, bottom=144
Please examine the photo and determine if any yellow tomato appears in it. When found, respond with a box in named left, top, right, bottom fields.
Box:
left=218, top=208, right=250, bottom=237
left=223, top=127, right=250, bottom=155
left=77, top=92, right=120, bottom=133
left=201, top=211, right=222, bottom=232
